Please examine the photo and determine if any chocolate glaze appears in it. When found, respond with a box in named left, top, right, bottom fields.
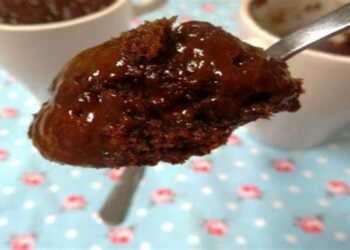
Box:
left=0, top=0, right=115, bottom=24
left=29, top=18, right=303, bottom=167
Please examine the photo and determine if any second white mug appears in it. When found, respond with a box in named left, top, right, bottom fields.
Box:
left=240, top=0, right=350, bottom=149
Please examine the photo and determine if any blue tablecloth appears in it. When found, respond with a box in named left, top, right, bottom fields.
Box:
left=1, top=1, right=350, bottom=249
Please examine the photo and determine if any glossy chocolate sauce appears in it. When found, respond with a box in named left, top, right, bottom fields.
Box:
left=29, top=18, right=302, bottom=168
left=0, top=0, right=115, bottom=24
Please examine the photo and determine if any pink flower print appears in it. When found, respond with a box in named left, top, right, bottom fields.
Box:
left=21, top=172, right=45, bottom=186
left=8, top=76, right=18, bottom=84
left=272, top=160, right=295, bottom=173
left=231, top=12, right=240, bottom=20
left=202, top=3, right=215, bottom=12
left=109, top=227, right=134, bottom=244
left=237, top=185, right=261, bottom=199
left=204, top=220, right=228, bottom=236
left=107, top=168, right=125, bottom=181
left=0, top=149, right=9, bottom=161
left=181, top=15, right=192, bottom=22
left=151, top=188, right=175, bottom=204
left=297, top=216, right=324, bottom=234
left=130, top=18, right=140, bottom=26
left=62, top=194, right=86, bottom=210
left=326, top=180, right=349, bottom=195
left=10, top=234, right=36, bottom=250
left=190, top=159, right=212, bottom=173
left=226, top=134, right=241, bottom=145
left=0, top=107, right=18, bottom=118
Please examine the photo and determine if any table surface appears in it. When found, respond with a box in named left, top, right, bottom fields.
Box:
left=1, top=1, right=350, bottom=249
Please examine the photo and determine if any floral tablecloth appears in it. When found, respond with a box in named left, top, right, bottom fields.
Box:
left=1, top=1, right=350, bottom=249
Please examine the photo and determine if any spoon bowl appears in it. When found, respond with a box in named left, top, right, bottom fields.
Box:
left=100, top=3, right=350, bottom=225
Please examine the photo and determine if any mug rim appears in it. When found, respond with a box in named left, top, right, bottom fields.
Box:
left=241, top=0, right=350, bottom=63
left=0, top=0, right=127, bottom=32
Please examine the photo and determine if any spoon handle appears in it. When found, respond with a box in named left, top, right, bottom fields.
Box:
left=99, top=167, right=145, bottom=225
left=266, top=3, right=350, bottom=61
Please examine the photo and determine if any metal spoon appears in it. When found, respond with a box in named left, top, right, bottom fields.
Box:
left=100, top=167, right=145, bottom=225
left=99, top=3, right=350, bottom=225
left=266, top=3, right=350, bottom=60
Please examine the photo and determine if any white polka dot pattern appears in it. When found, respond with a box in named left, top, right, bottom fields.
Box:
left=0, top=2, right=349, bottom=249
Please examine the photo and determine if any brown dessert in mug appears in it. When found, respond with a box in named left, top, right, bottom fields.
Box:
left=251, top=0, right=350, bottom=56
left=29, top=17, right=302, bottom=168
left=312, top=33, right=350, bottom=56
left=0, top=0, right=116, bottom=24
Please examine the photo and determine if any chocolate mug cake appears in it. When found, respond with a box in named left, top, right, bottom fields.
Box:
left=0, top=0, right=116, bottom=24
left=29, top=18, right=303, bottom=168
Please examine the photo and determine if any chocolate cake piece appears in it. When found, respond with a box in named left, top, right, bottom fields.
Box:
left=29, top=17, right=303, bottom=167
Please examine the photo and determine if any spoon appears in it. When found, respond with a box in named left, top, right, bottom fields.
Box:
left=266, top=3, right=350, bottom=60
left=99, top=166, right=145, bottom=224
left=99, top=3, right=350, bottom=225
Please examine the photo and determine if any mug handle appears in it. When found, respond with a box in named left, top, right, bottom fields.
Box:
left=133, top=0, right=167, bottom=16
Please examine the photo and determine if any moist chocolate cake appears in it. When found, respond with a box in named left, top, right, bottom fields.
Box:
left=29, top=17, right=303, bottom=168
left=0, top=0, right=115, bottom=24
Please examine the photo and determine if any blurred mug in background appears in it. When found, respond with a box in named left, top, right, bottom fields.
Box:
left=240, top=0, right=350, bottom=149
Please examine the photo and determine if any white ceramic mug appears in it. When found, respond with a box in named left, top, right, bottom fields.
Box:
left=240, top=0, right=350, bottom=149
left=0, top=0, right=162, bottom=102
